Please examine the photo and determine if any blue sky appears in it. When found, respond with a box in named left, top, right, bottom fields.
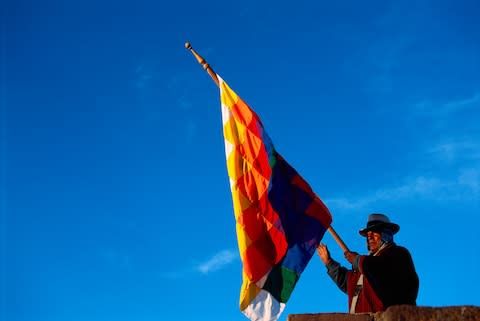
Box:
left=2, top=1, right=480, bottom=321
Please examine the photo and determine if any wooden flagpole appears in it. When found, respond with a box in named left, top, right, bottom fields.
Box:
left=185, top=41, right=350, bottom=254
left=185, top=42, right=219, bottom=87
left=327, top=226, right=349, bottom=252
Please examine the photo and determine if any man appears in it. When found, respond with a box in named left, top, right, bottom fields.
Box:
left=317, top=213, right=419, bottom=313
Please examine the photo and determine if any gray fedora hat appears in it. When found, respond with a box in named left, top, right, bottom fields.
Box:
left=359, top=213, right=400, bottom=236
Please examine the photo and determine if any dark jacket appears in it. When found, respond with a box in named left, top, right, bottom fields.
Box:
left=326, top=243, right=419, bottom=313
left=359, top=243, right=419, bottom=309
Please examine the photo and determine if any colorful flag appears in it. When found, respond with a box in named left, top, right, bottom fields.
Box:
left=218, top=75, right=332, bottom=321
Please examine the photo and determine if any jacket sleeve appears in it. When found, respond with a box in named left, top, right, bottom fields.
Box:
left=326, top=259, right=349, bottom=294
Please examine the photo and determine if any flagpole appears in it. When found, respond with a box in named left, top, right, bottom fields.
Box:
left=185, top=42, right=219, bottom=87
left=185, top=41, right=351, bottom=254
left=328, top=226, right=349, bottom=253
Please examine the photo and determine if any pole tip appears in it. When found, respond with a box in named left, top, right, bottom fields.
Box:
left=184, top=42, right=192, bottom=49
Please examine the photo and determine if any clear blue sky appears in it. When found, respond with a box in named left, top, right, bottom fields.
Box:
left=3, top=1, right=480, bottom=321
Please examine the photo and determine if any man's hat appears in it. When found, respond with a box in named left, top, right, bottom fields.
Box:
left=359, top=213, right=400, bottom=236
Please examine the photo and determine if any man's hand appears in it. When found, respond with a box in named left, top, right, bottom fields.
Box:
left=316, top=243, right=332, bottom=265
left=344, top=251, right=359, bottom=264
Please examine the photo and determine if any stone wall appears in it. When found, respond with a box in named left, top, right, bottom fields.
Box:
left=287, top=305, right=480, bottom=321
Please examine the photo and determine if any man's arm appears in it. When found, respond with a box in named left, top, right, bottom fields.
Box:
left=326, top=259, right=348, bottom=293
left=317, top=244, right=348, bottom=293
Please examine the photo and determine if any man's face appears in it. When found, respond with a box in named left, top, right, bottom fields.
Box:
left=367, top=231, right=382, bottom=252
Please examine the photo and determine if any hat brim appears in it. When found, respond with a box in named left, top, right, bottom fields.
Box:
left=359, top=222, right=400, bottom=236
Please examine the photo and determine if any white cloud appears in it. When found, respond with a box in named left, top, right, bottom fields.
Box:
left=135, top=64, right=153, bottom=90
left=196, top=249, right=237, bottom=275
left=100, top=249, right=132, bottom=271
left=177, top=95, right=192, bottom=111
left=326, top=176, right=443, bottom=210
left=358, top=1, right=430, bottom=94
left=158, top=249, right=237, bottom=280
left=185, top=119, right=197, bottom=144
left=458, top=168, right=480, bottom=194
left=325, top=197, right=371, bottom=211
left=428, top=139, right=480, bottom=164
left=411, top=92, right=480, bottom=119
left=326, top=173, right=479, bottom=211
left=443, top=92, right=480, bottom=113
